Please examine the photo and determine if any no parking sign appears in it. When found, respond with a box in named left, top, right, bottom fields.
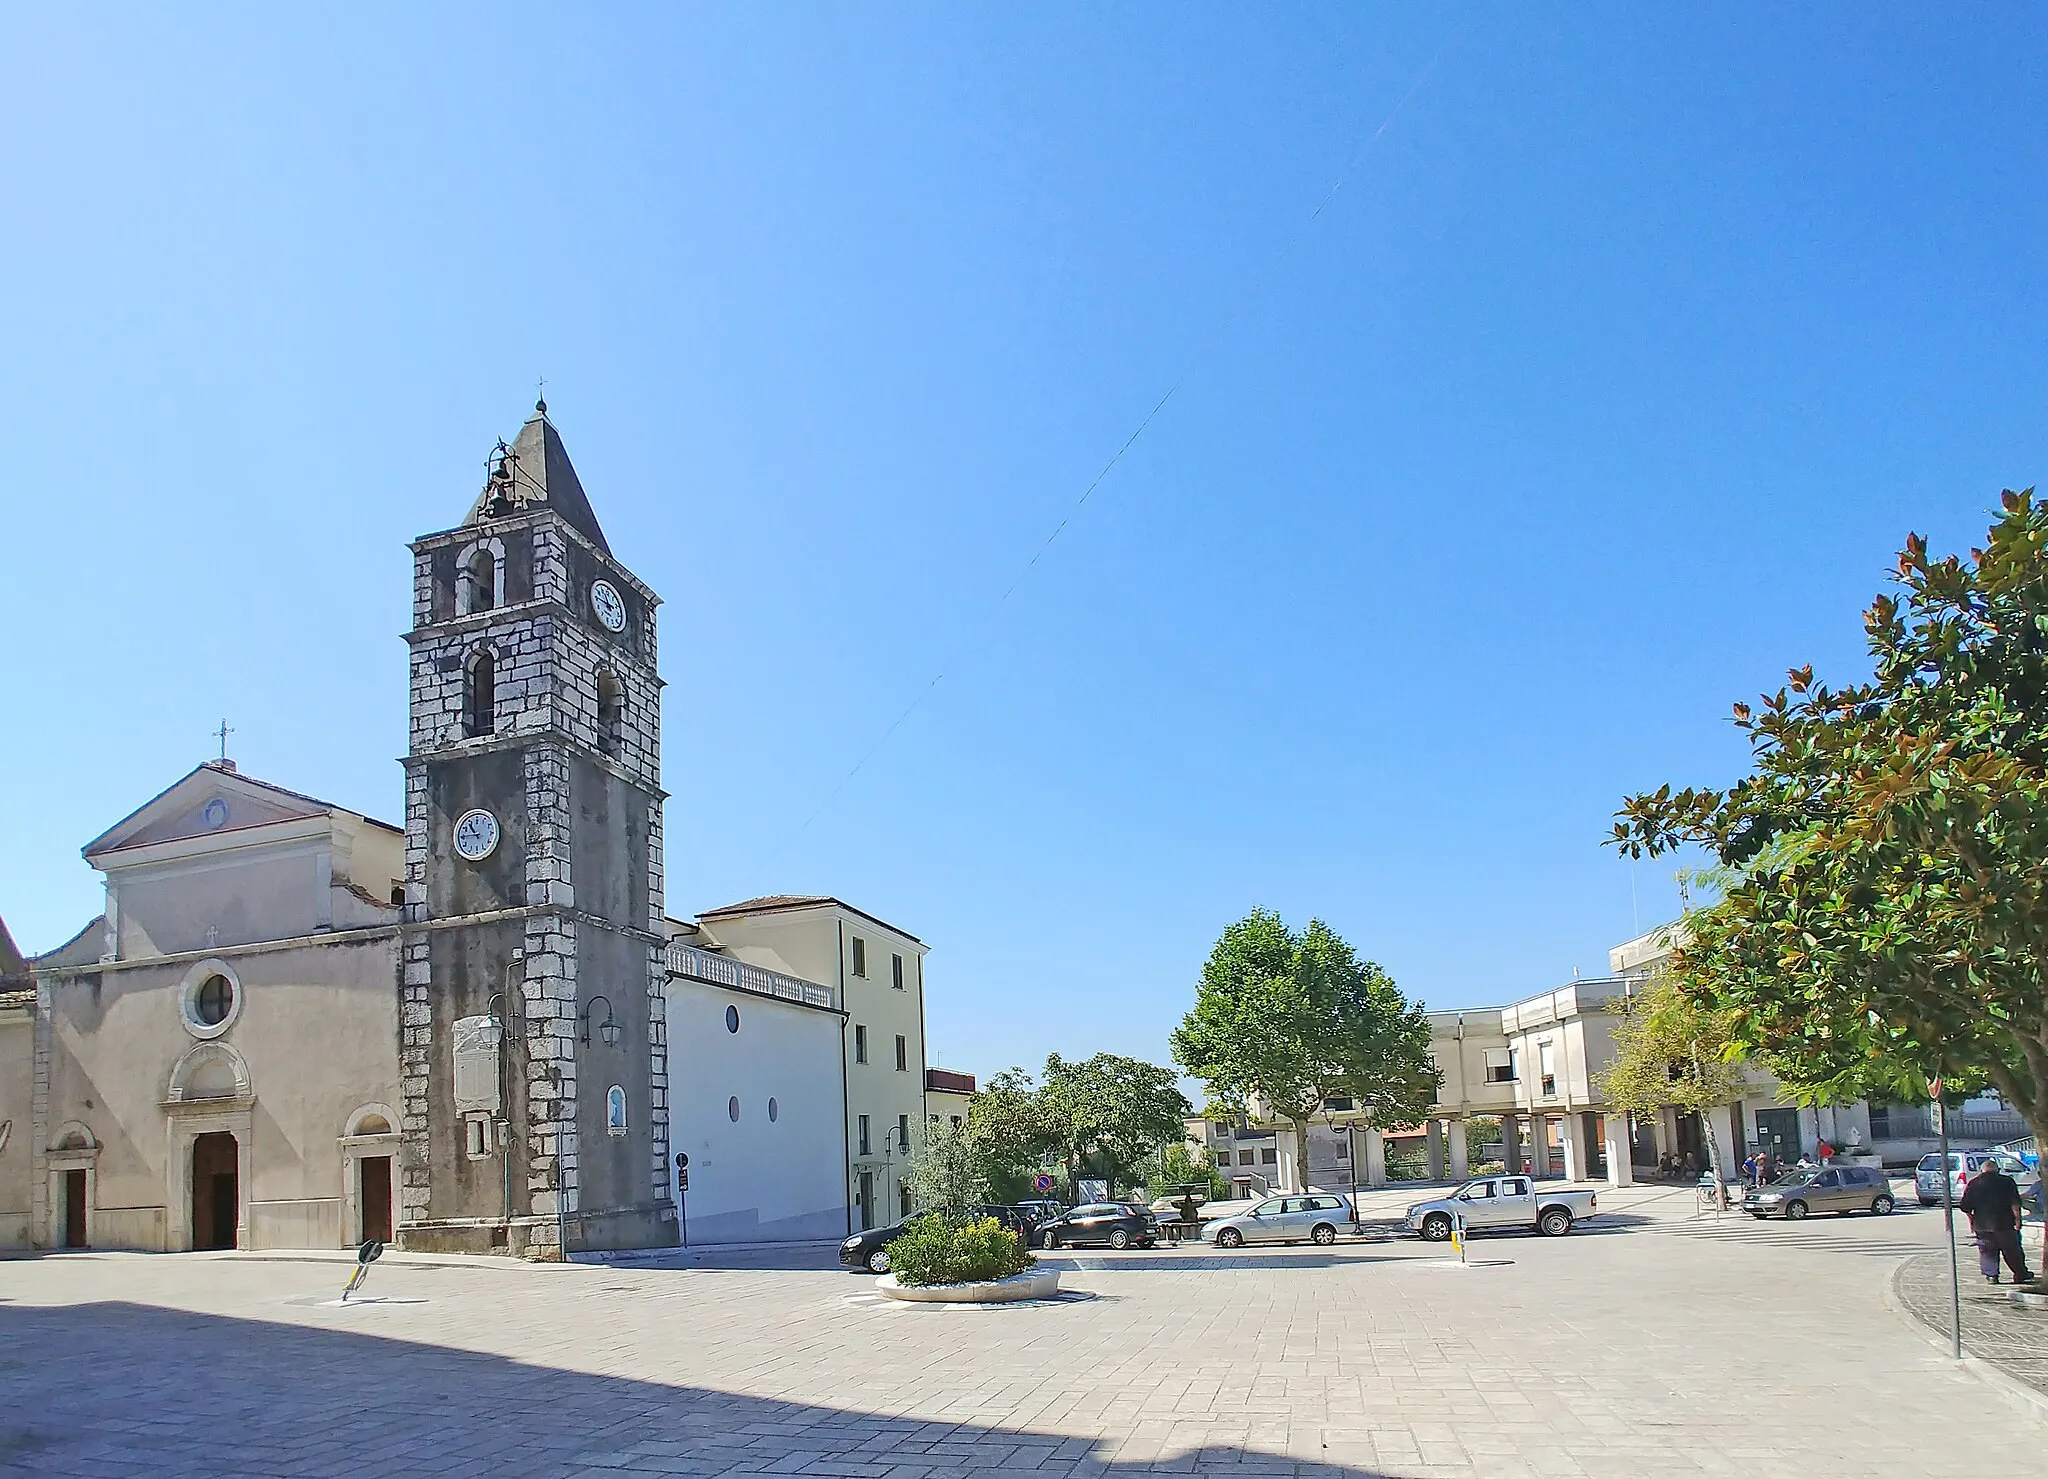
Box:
left=1034, top=1174, right=1054, bottom=1193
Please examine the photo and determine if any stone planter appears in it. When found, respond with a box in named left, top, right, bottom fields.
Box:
left=876, top=1267, right=1060, bottom=1303
left=2012, top=1287, right=2048, bottom=1312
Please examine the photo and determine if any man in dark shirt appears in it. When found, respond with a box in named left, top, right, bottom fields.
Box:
left=1958, top=1163, right=2033, bottom=1285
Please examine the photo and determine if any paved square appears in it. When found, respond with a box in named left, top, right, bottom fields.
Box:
left=1, top=1186, right=2038, bottom=1477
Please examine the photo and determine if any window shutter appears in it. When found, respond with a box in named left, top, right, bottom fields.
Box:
left=453, top=1014, right=502, bottom=1112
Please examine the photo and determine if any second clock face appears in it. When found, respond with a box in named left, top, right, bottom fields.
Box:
left=590, top=579, right=627, bottom=633
left=452, top=808, right=501, bottom=861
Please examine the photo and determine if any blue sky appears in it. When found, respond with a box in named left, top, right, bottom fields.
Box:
left=4, top=7, right=2045, bottom=1084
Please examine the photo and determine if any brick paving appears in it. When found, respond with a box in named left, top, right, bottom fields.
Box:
left=0, top=1187, right=2039, bottom=1478
left=1891, top=1226, right=2048, bottom=1399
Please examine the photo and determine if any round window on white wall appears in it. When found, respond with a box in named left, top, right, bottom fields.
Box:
left=178, top=960, right=244, bottom=1040
left=768, top=1097, right=779, bottom=1123
left=725, top=1005, right=740, bottom=1034
left=728, top=1096, right=740, bottom=1122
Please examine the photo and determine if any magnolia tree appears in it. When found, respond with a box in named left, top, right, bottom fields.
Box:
left=1613, top=490, right=2048, bottom=1278
left=1172, top=909, right=1436, bottom=1185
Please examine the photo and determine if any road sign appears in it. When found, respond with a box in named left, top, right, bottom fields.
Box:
left=1930, top=1100, right=1945, bottom=1135
left=678, top=1167, right=690, bottom=1191
left=1033, top=1173, right=1054, bottom=1194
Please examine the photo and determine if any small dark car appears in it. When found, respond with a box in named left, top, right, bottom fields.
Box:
left=838, top=1205, right=1038, bottom=1274
left=1035, top=1202, right=1160, bottom=1250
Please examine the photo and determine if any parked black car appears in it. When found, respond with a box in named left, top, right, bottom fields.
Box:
left=838, top=1205, right=1040, bottom=1274
left=1035, top=1202, right=1160, bottom=1250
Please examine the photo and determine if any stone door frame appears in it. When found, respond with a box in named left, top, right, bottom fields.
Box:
left=339, top=1104, right=402, bottom=1246
left=163, top=1101, right=253, bottom=1251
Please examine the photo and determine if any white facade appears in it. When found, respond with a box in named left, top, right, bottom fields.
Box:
left=688, top=898, right=928, bottom=1232
left=661, top=942, right=847, bottom=1244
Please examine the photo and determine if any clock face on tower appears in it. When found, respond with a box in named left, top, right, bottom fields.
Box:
left=590, top=578, right=627, bottom=634
left=452, top=808, right=501, bottom=861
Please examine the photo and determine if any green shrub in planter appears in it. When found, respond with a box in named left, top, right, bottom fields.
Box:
left=888, top=1213, right=1036, bottom=1287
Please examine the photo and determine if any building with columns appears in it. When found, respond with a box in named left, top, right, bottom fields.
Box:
left=1200, top=920, right=2023, bottom=1195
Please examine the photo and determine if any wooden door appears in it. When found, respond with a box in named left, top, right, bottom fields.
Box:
left=63, top=1170, right=87, bottom=1247
left=360, top=1156, right=392, bottom=1243
left=191, top=1132, right=239, bottom=1249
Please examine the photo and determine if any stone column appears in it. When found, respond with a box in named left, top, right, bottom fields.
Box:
left=1605, top=1114, right=1635, bottom=1188
left=1502, top=1115, right=1523, bottom=1176
left=1654, top=1106, right=1677, bottom=1164
left=1560, top=1112, right=1584, bottom=1183
left=1447, top=1118, right=1469, bottom=1179
left=1364, top=1128, right=1387, bottom=1188
left=1425, top=1120, right=1445, bottom=1181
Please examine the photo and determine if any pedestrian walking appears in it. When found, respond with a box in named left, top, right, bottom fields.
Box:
left=1742, top=1152, right=1759, bottom=1186
left=1958, top=1157, right=2034, bottom=1286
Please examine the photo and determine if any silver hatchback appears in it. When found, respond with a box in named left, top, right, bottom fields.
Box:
left=1743, top=1165, right=1895, bottom=1220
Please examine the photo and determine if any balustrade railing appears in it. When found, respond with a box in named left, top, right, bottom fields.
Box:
left=663, top=941, right=838, bottom=1011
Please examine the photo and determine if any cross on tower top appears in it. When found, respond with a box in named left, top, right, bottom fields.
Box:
left=213, top=719, right=234, bottom=763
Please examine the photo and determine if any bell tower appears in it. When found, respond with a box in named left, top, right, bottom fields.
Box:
left=397, top=401, right=672, bottom=1255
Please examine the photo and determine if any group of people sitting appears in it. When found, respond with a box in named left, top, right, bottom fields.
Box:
left=1653, top=1151, right=1701, bottom=1181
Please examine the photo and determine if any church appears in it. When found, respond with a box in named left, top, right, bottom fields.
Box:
left=0, top=404, right=924, bottom=1254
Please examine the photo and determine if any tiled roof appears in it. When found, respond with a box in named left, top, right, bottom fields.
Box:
left=697, top=894, right=922, bottom=945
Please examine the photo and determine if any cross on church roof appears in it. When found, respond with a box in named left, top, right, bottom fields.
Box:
left=214, top=719, right=234, bottom=763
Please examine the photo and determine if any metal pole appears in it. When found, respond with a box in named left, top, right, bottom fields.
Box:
left=1935, top=1075, right=1962, bottom=1361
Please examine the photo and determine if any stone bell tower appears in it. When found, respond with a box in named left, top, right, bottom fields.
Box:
left=396, top=400, right=672, bottom=1255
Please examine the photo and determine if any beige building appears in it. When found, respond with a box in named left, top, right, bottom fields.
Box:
left=682, top=896, right=928, bottom=1230
left=1213, top=919, right=2021, bottom=1194
left=924, top=1067, right=976, bottom=1132
left=1, top=918, right=34, bottom=1247
left=22, top=763, right=407, bottom=1252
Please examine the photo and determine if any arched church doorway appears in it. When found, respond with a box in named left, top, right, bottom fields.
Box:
left=191, top=1132, right=239, bottom=1249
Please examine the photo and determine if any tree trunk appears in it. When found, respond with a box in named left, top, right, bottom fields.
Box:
left=1291, top=1118, right=1312, bottom=1192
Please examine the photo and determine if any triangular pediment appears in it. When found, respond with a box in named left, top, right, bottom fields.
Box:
left=83, top=764, right=335, bottom=860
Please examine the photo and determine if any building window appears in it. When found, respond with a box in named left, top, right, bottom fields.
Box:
left=1213, top=1123, right=1233, bottom=1139
left=465, top=651, right=495, bottom=738
left=457, top=545, right=497, bottom=615
left=851, top=937, right=867, bottom=978
left=859, top=1114, right=871, bottom=1156
left=1238, top=1150, right=1254, bottom=1165
left=464, top=1113, right=493, bottom=1159
left=597, top=670, right=625, bottom=755
left=768, top=1097, right=779, bottom=1123
left=854, top=1025, right=868, bottom=1063
left=895, top=1034, right=908, bottom=1072
left=1484, top=1048, right=1515, bottom=1084
left=899, top=1183, right=912, bottom=1217
left=1335, top=1141, right=1350, bottom=1160
left=728, top=1096, right=741, bottom=1123
left=725, top=1005, right=740, bottom=1034
left=194, top=975, right=233, bottom=1027
left=897, top=1113, right=910, bottom=1150
left=892, top=953, right=904, bottom=990
left=950, top=1114, right=962, bottom=1129
left=1261, top=1147, right=1277, bottom=1164
left=1538, top=1041, right=1556, bottom=1098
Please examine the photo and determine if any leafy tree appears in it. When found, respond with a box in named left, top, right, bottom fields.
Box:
left=1613, top=491, right=2048, bottom=1270
left=964, top=1054, right=1191, bottom=1200
left=1143, top=1141, right=1230, bottom=1202
left=905, top=1118, right=989, bottom=1212
left=1038, top=1052, right=1192, bottom=1196
left=1464, top=1116, right=1501, bottom=1172
left=1172, top=909, right=1437, bottom=1186
left=1593, top=966, right=1748, bottom=1198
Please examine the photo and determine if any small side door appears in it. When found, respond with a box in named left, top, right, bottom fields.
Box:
left=1492, top=1177, right=1536, bottom=1228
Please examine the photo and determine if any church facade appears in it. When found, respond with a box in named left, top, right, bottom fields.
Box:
left=3, top=403, right=894, bottom=1255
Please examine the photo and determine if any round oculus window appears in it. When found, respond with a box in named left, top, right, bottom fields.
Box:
left=768, top=1097, right=779, bottom=1123
left=725, top=1005, right=740, bottom=1034
left=728, top=1096, right=741, bottom=1123
left=193, top=974, right=234, bottom=1026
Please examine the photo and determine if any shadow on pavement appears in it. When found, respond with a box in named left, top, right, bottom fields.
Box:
left=0, top=1300, right=1407, bottom=1477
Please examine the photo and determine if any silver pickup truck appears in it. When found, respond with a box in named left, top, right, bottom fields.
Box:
left=1404, top=1175, right=1599, bottom=1240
